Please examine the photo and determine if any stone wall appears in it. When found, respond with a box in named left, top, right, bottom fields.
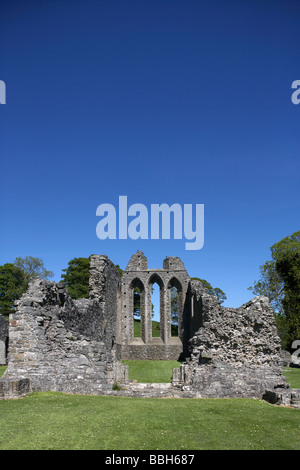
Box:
left=0, top=314, right=8, bottom=365
left=89, top=255, right=122, bottom=356
left=1, top=273, right=128, bottom=398
left=173, top=281, right=287, bottom=398
left=0, top=253, right=290, bottom=402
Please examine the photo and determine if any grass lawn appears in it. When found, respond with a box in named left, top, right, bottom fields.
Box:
left=0, top=365, right=299, bottom=450
left=0, top=392, right=299, bottom=450
left=122, top=360, right=181, bottom=383
left=283, top=367, right=300, bottom=389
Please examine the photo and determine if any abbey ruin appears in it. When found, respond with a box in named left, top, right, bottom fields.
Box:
left=1, top=252, right=299, bottom=407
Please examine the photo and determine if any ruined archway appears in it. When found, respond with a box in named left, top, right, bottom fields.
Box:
left=130, top=278, right=145, bottom=341
left=167, top=277, right=183, bottom=338
left=119, top=252, right=191, bottom=360
left=148, top=273, right=164, bottom=341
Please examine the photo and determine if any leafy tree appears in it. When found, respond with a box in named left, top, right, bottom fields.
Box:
left=0, top=263, right=27, bottom=316
left=14, top=256, right=54, bottom=283
left=133, top=287, right=141, bottom=319
left=271, top=231, right=300, bottom=350
left=248, top=260, right=284, bottom=314
left=0, top=257, right=54, bottom=317
left=249, top=231, right=300, bottom=350
left=170, top=286, right=179, bottom=336
left=170, top=287, right=179, bottom=325
left=133, top=286, right=154, bottom=319
left=61, top=257, right=91, bottom=299
left=61, top=258, right=123, bottom=300
left=248, top=260, right=287, bottom=347
left=191, top=277, right=227, bottom=304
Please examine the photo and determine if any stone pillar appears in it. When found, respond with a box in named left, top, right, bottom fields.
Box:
left=0, top=315, right=8, bottom=366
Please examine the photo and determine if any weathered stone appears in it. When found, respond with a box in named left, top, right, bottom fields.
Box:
left=0, top=314, right=8, bottom=365
left=1, top=252, right=292, bottom=403
left=118, top=252, right=192, bottom=360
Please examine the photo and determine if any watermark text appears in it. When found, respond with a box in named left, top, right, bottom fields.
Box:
left=291, top=80, right=300, bottom=105
left=0, top=80, right=6, bottom=104
left=96, top=196, right=204, bottom=250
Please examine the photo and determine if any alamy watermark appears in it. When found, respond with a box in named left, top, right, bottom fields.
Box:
left=291, top=340, right=300, bottom=365
left=0, top=80, right=6, bottom=104
left=96, top=196, right=204, bottom=250
left=291, top=80, right=300, bottom=105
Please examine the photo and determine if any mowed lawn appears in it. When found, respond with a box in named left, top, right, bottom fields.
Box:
left=0, top=392, right=299, bottom=450
left=0, top=365, right=299, bottom=450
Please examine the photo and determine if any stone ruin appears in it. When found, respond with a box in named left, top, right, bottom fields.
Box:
left=1, top=252, right=299, bottom=407
left=0, top=314, right=8, bottom=366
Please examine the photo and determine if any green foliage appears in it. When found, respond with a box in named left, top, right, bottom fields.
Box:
left=112, top=382, right=122, bottom=391
left=133, top=287, right=141, bottom=318
left=283, top=367, right=300, bottom=389
left=0, top=263, right=27, bottom=316
left=61, top=258, right=123, bottom=300
left=249, top=231, right=300, bottom=350
left=61, top=257, right=91, bottom=299
left=248, top=260, right=284, bottom=313
left=0, top=257, right=54, bottom=317
left=191, top=278, right=227, bottom=303
left=134, top=319, right=160, bottom=338
left=13, top=256, right=54, bottom=283
left=272, top=231, right=300, bottom=350
left=133, top=286, right=154, bottom=320
left=115, top=265, right=123, bottom=277
left=170, top=286, right=178, bottom=324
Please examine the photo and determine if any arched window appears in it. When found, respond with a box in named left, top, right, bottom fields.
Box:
left=130, top=278, right=144, bottom=339
left=170, top=286, right=179, bottom=337
left=168, top=278, right=182, bottom=338
left=151, top=282, right=160, bottom=337
left=149, top=274, right=164, bottom=340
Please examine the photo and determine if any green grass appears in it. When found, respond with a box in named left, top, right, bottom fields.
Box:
left=0, top=366, right=6, bottom=378
left=1, top=365, right=299, bottom=450
left=122, top=360, right=181, bottom=383
left=0, top=392, right=299, bottom=450
left=283, top=367, right=300, bottom=389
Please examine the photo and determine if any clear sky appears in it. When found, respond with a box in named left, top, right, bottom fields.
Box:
left=0, top=0, right=299, bottom=308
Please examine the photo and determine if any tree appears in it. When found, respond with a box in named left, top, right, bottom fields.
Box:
left=0, top=263, right=27, bottom=316
left=248, top=260, right=284, bottom=314
left=170, top=286, right=179, bottom=336
left=13, top=256, right=54, bottom=283
left=249, top=231, right=300, bottom=350
left=0, top=257, right=54, bottom=317
left=191, top=277, right=227, bottom=304
left=61, top=257, right=91, bottom=299
left=271, top=231, right=300, bottom=350
left=61, top=258, right=123, bottom=300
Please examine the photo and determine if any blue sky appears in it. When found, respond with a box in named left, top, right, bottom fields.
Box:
left=0, top=0, right=299, bottom=308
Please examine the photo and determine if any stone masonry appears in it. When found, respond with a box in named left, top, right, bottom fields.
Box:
left=0, top=314, right=8, bottom=365
left=173, top=282, right=287, bottom=398
left=1, top=266, right=128, bottom=398
left=119, top=252, right=193, bottom=360
left=1, top=252, right=298, bottom=406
